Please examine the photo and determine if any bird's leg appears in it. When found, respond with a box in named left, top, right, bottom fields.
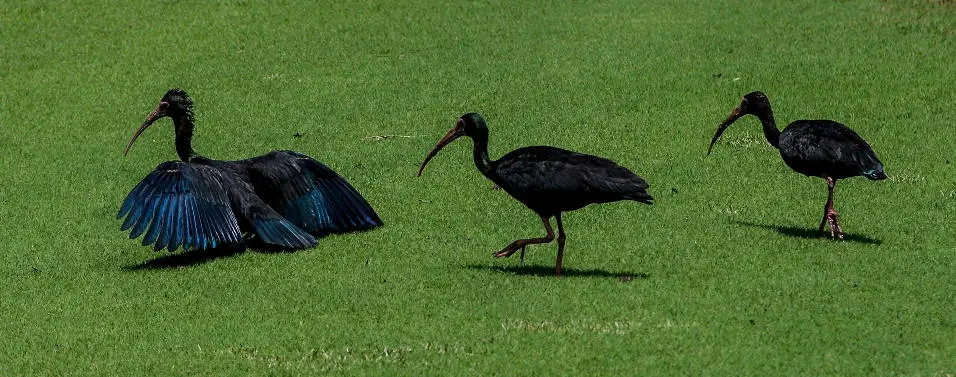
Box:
left=817, top=186, right=831, bottom=234
left=494, top=216, right=555, bottom=259
left=554, top=213, right=567, bottom=277
left=490, top=183, right=509, bottom=254
left=818, top=177, right=844, bottom=240
left=519, top=245, right=526, bottom=264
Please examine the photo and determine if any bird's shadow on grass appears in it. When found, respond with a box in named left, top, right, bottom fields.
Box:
left=122, top=238, right=304, bottom=270
left=463, top=264, right=650, bottom=280
left=731, top=220, right=882, bottom=245
left=122, top=234, right=363, bottom=271
left=123, top=244, right=248, bottom=271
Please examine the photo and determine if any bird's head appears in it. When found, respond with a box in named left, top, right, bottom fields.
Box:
left=159, top=89, right=194, bottom=118
left=416, top=113, right=488, bottom=177
left=707, top=91, right=772, bottom=155
left=124, top=89, right=194, bottom=156
left=738, top=91, right=771, bottom=115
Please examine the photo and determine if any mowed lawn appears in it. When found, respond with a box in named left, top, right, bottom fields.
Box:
left=1, top=1, right=954, bottom=375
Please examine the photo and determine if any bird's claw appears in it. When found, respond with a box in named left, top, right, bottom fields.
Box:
left=830, top=222, right=844, bottom=240
left=494, top=244, right=528, bottom=259
left=493, top=249, right=516, bottom=258
left=822, top=210, right=844, bottom=240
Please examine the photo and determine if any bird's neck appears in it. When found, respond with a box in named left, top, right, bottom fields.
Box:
left=757, top=110, right=781, bottom=149
left=172, top=114, right=199, bottom=162
left=471, top=135, right=495, bottom=178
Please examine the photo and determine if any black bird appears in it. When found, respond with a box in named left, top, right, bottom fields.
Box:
left=118, top=89, right=382, bottom=252
left=417, top=113, right=653, bottom=276
left=707, top=91, right=886, bottom=239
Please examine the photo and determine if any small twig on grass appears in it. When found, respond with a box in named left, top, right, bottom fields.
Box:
left=363, top=135, right=421, bottom=141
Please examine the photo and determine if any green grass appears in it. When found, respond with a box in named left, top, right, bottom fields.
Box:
left=1, top=0, right=954, bottom=375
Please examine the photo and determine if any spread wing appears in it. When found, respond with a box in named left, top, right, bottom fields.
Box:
left=245, top=151, right=383, bottom=236
left=117, top=161, right=243, bottom=252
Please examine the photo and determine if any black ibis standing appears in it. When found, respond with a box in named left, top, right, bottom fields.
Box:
left=707, top=91, right=886, bottom=239
left=417, top=113, right=653, bottom=276
left=118, top=89, right=382, bottom=252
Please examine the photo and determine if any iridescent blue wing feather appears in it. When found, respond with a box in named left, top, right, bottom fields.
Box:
left=245, top=151, right=383, bottom=236
left=117, top=161, right=243, bottom=252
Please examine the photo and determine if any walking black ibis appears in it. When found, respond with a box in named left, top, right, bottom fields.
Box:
left=707, top=91, right=886, bottom=239
left=417, top=113, right=653, bottom=276
left=118, top=89, right=382, bottom=252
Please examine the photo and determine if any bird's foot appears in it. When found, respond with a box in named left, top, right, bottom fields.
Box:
left=494, top=245, right=520, bottom=258
left=822, top=210, right=844, bottom=240
left=493, top=250, right=516, bottom=258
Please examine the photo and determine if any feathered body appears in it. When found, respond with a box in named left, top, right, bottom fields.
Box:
left=778, top=120, right=886, bottom=181
left=118, top=89, right=382, bottom=252
left=487, top=146, right=653, bottom=217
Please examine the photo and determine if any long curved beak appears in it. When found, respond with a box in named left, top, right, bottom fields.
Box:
left=417, top=119, right=466, bottom=176
left=707, top=106, right=745, bottom=155
left=124, top=102, right=168, bottom=156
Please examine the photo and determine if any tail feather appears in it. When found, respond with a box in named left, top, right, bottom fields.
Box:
left=862, top=168, right=887, bottom=180
left=252, top=217, right=318, bottom=249
left=852, top=141, right=886, bottom=181
left=628, top=190, right=654, bottom=205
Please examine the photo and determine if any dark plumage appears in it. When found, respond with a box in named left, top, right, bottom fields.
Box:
left=118, top=89, right=382, bottom=252
left=708, top=91, right=886, bottom=239
left=492, top=146, right=654, bottom=215
left=417, top=113, right=652, bottom=276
